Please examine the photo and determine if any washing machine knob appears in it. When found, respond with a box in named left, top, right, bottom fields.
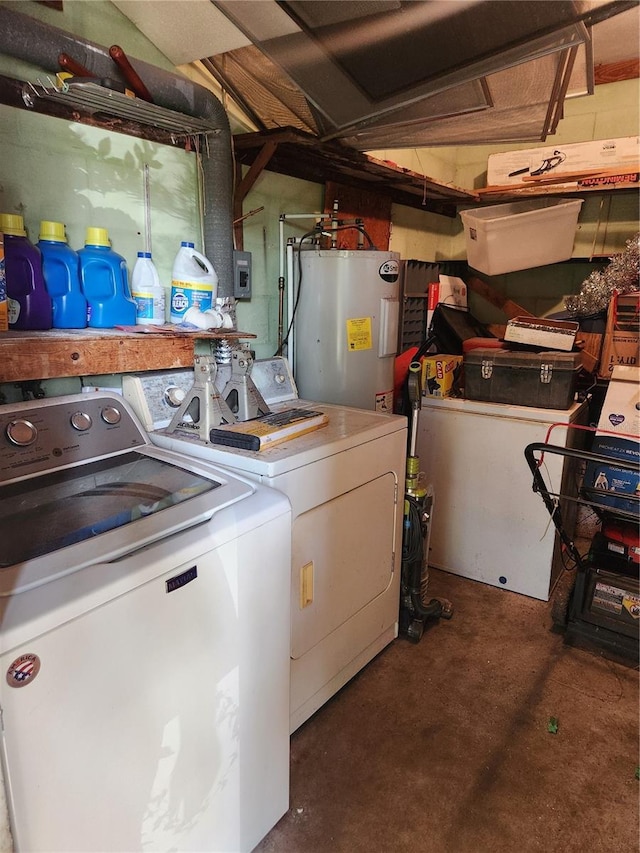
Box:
left=70, top=411, right=93, bottom=432
left=6, top=419, right=37, bottom=446
left=101, top=406, right=122, bottom=425
left=165, top=386, right=186, bottom=407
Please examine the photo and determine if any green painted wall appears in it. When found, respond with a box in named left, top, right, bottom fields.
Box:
left=0, top=0, right=638, bottom=400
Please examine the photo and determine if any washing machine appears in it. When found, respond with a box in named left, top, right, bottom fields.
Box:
left=0, top=392, right=291, bottom=852
left=127, top=358, right=408, bottom=732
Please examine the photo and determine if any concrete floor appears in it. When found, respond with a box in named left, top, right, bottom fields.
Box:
left=256, top=568, right=639, bottom=853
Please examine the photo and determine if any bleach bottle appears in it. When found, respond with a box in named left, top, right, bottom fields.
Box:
left=78, top=227, right=137, bottom=328
left=131, top=251, right=165, bottom=325
left=170, top=241, right=218, bottom=324
left=0, top=213, right=52, bottom=330
left=37, top=220, right=87, bottom=329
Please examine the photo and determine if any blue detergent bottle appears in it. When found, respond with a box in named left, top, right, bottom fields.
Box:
left=78, top=226, right=137, bottom=328
left=0, top=212, right=52, bottom=330
left=38, top=220, right=87, bottom=329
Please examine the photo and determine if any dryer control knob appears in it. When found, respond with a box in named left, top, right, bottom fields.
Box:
left=70, top=411, right=93, bottom=431
left=101, top=406, right=122, bottom=425
left=6, top=419, right=37, bottom=446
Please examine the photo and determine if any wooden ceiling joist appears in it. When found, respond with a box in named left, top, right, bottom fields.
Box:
left=232, top=127, right=478, bottom=217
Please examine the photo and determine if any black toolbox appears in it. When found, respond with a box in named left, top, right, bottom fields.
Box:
left=464, top=348, right=581, bottom=409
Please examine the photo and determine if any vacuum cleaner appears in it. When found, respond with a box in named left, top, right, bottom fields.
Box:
left=399, top=361, right=453, bottom=642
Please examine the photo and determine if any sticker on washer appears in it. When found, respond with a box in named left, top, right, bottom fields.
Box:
left=346, top=317, right=372, bottom=351
left=375, top=389, right=394, bottom=413
left=6, top=653, right=41, bottom=688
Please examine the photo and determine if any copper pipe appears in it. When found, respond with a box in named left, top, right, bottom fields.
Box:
left=108, top=45, right=153, bottom=102
left=58, top=52, right=92, bottom=77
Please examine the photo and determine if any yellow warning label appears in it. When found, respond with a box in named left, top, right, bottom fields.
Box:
left=346, top=317, right=372, bottom=351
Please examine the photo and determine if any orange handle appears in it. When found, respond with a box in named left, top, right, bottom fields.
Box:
left=58, top=53, right=93, bottom=78
left=109, top=45, right=153, bottom=102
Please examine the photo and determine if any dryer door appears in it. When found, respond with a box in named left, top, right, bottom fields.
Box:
left=291, top=471, right=397, bottom=659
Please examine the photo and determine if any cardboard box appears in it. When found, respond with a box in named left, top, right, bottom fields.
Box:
left=583, top=435, right=639, bottom=516
left=598, top=292, right=640, bottom=379
left=584, top=364, right=640, bottom=516
left=487, top=136, right=640, bottom=187
left=597, top=365, right=640, bottom=438
left=504, top=316, right=578, bottom=351
left=426, top=275, right=467, bottom=331
left=421, top=355, right=463, bottom=398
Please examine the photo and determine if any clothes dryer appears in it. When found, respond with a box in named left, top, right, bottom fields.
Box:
left=144, top=359, right=408, bottom=732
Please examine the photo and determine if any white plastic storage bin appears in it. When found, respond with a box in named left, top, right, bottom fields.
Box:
left=459, top=197, right=584, bottom=276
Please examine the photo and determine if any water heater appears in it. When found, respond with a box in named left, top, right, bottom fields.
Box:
left=292, top=248, right=400, bottom=412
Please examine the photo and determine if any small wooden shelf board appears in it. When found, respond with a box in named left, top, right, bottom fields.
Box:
left=0, top=328, right=256, bottom=383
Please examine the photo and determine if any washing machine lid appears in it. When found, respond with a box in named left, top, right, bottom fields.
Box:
left=0, top=445, right=255, bottom=594
left=0, top=449, right=225, bottom=568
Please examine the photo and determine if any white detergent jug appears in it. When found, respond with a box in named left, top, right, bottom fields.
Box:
left=131, top=251, right=165, bottom=325
left=170, top=241, right=218, bottom=324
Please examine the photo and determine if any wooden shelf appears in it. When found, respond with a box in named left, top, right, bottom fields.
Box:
left=0, top=329, right=255, bottom=383
left=232, top=126, right=639, bottom=212
left=233, top=127, right=479, bottom=217
left=1, top=72, right=634, bottom=213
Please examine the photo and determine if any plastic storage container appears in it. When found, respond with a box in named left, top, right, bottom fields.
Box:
left=37, top=220, right=87, bottom=329
left=78, top=227, right=137, bottom=328
left=131, top=251, right=165, bottom=325
left=459, top=198, right=584, bottom=276
left=0, top=213, right=52, bottom=330
left=170, top=242, right=217, bottom=324
left=464, top=348, right=581, bottom=409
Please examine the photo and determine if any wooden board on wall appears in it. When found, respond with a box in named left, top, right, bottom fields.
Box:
left=324, top=182, right=392, bottom=251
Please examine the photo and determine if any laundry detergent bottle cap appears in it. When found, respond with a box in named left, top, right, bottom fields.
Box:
left=1, top=213, right=27, bottom=237
left=78, top=226, right=137, bottom=328
left=0, top=212, right=52, bottom=330
left=85, top=226, right=111, bottom=247
left=131, top=251, right=165, bottom=326
left=37, top=220, right=87, bottom=329
left=170, top=241, right=218, bottom=324
left=39, top=220, right=66, bottom=242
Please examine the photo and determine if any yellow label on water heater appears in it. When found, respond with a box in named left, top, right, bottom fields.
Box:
left=346, top=317, right=372, bottom=351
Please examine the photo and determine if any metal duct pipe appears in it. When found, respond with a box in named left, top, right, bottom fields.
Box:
left=0, top=4, right=234, bottom=297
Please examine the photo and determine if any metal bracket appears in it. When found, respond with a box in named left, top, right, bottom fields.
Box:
left=221, top=347, right=271, bottom=422
left=165, top=355, right=237, bottom=441
left=540, top=363, right=553, bottom=384
left=481, top=359, right=493, bottom=379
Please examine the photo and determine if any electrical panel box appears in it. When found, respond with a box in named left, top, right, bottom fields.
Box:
left=233, top=250, right=252, bottom=299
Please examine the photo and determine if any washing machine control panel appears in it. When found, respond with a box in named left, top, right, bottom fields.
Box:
left=0, top=394, right=146, bottom=482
